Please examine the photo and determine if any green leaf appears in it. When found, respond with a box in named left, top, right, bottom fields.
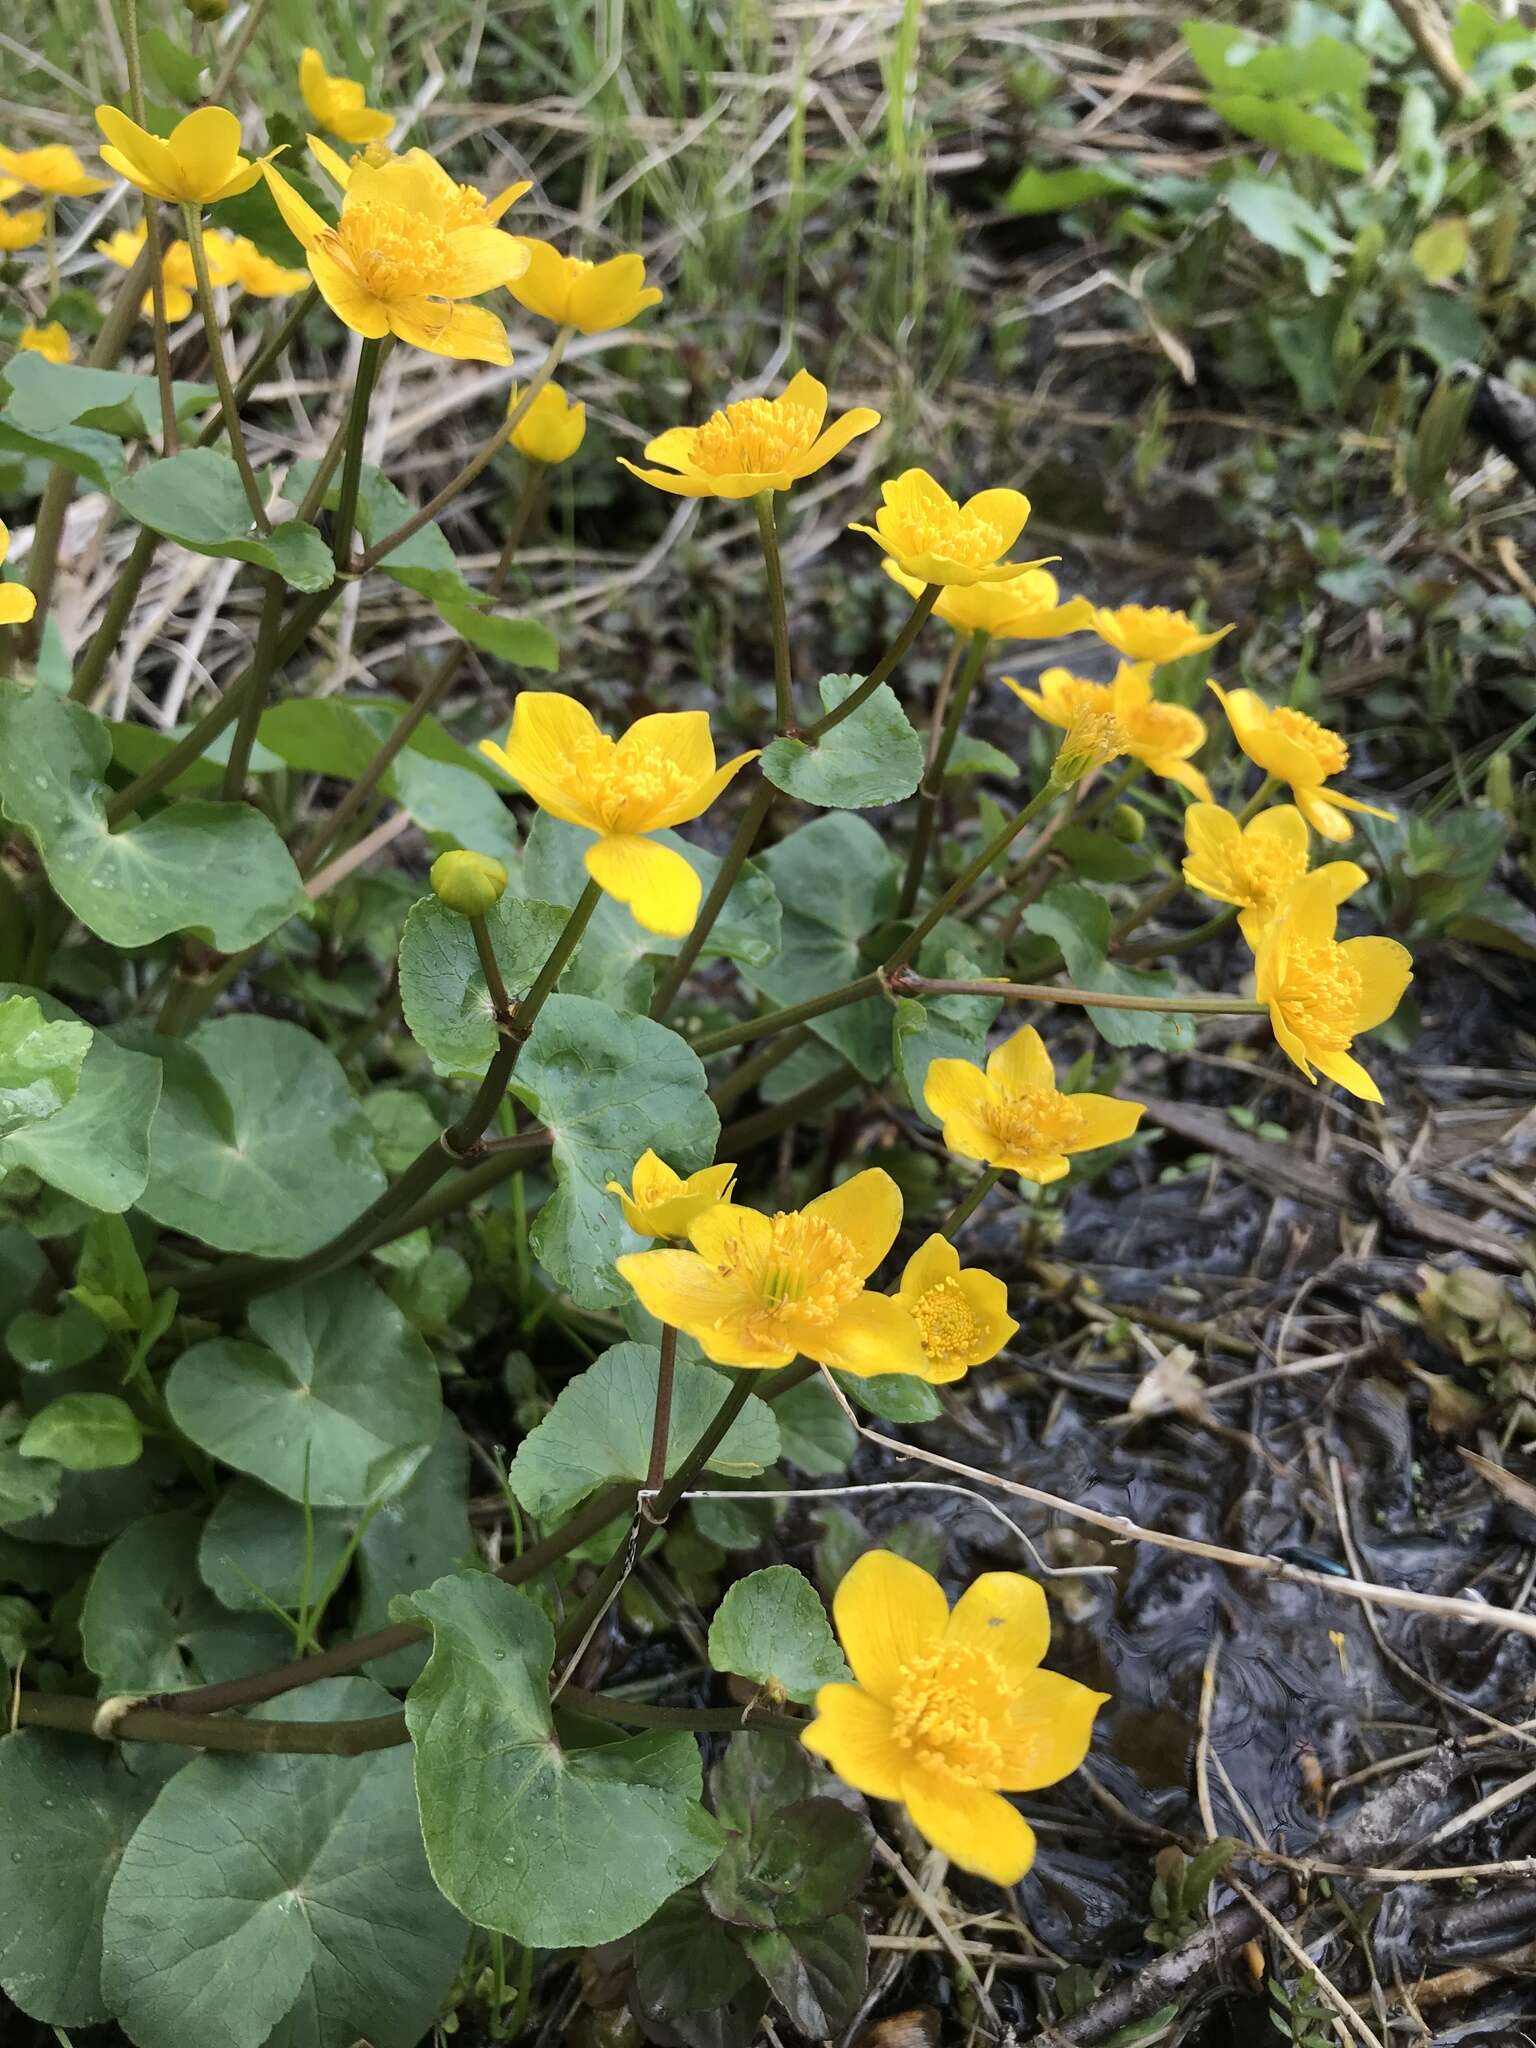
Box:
left=6, top=1298, right=107, bottom=1375
left=761, top=673, right=924, bottom=809
left=349, top=1415, right=475, bottom=1687
left=1210, top=94, right=1367, bottom=171
left=82, top=1510, right=290, bottom=1691
left=742, top=814, right=897, bottom=1083
left=19, top=1395, right=142, bottom=1472
left=70, top=1211, right=153, bottom=1332
left=835, top=1370, right=942, bottom=1421
left=507, top=1342, right=780, bottom=1522
left=141, top=24, right=203, bottom=98
left=0, top=993, right=90, bottom=1138
left=1023, top=882, right=1196, bottom=1051
left=167, top=1270, right=442, bottom=1508
left=944, top=733, right=1018, bottom=781
left=401, top=1572, right=725, bottom=1944
left=0, top=682, right=307, bottom=953
left=711, top=1730, right=817, bottom=1833
left=1004, top=164, right=1139, bottom=213
left=398, top=891, right=569, bottom=1075
left=0, top=1420, right=62, bottom=1528
left=101, top=1678, right=466, bottom=2048
left=510, top=994, right=719, bottom=1309
left=1223, top=179, right=1345, bottom=296
left=137, top=1015, right=386, bottom=1257
left=1409, top=284, right=1485, bottom=369
left=0, top=987, right=160, bottom=1214
left=288, top=457, right=478, bottom=605
left=707, top=1566, right=849, bottom=1704
left=115, top=449, right=333, bottom=591
left=771, top=1375, right=856, bottom=1477
left=1053, top=824, right=1154, bottom=882
left=633, top=1891, right=756, bottom=2018
left=1181, top=20, right=1370, bottom=104
left=198, top=1478, right=351, bottom=1613
left=437, top=601, right=559, bottom=670
left=740, top=1917, right=866, bottom=2037
left=0, top=355, right=213, bottom=486
left=0, top=1732, right=174, bottom=2025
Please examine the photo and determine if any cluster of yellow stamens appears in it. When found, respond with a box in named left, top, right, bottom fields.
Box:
left=1275, top=939, right=1364, bottom=1053
left=889, top=1642, right=1007, bottom=1783
left=983, top=1086, right=1087, bottom=1160
left=1227, top=833, right=1308, bottom=911
left=715, top=1211, right=863, bottom=1338
left=907, top=1278, right=985, bottom=1368
left=336, top=201, right=457, bottom=299
left=569, top=733, right=698, bottom=831
left=690, top=396, right=820, bottom=477
left=1272, top=706, right=1349, bottom=776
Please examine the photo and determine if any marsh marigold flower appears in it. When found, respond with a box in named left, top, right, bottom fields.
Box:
left=96, top=105, right=269, bottom=205
left=0, top=141, right=107, bottom=198
left=1007, top=661, right=1211, bottom=800
left=222, top=234, right=309, bottom=297
left=884, top=560, right=1094, bottom=641
left=0, top=208, right=45, bottom=252
left=894, top=1236, right=1017, bottom=1382
left=619, top=370, right=879, bottom=499
left=803, top=1551, right=1108, bottom=1883
left=1209, top=684, right=1394, bottom=842
left=509, top=381, right=586, bottom=465
left=479, top=693, right=756, bottom=936
left=18, top=322, right=71, bottom=364
left=97, top=223, right=238, bottom=320
left=0, top=522, right=36, bottom=627
left=511, top=239, right=661, bottom=334
left=263, top=149, right=526, bottom=363
left=1094, top=604, right=1231, bottom=666
left=1254, top=867, right=1411, bottom=1103
left=308, top=136, right=530, bottom=225
left=852, top=469, right=1043, bottom=588
left=608, top=1151, right=737, bottom=1240
left=618, top=1169, right=929, bottom=1376
left=1182, top=803, right=1336, bottom=947
left=925, top=1025, right=1144, bottom=1182
left=299, top=48, right=393, bottom=146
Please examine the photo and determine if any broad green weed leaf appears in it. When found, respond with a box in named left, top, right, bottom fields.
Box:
left=0, top=993, right=90, bottom=1138
left=893, top=949, right=1001, bottom=1127
left=771, top=1375, right=856, bottom=1476
left=1210, top=94, right=1367, bottom=171
left=167, top=1269, right=442, bottom=1508
left=0, top=356, right=212, bottom=487
left=198, top=1478, right=351, bottom=1614
left=349, top=1414, right=476, bottom=1687
left=0, top=1419, right=62, bottom=1528
left=399, top=892, right=569, bottom=1075
left=0, top=987, right=159, bottom=1214
left=19, top=1394, right=142, bottom=1472
left=1023, top=881, right=1196, bottom=1051
left=1004, top=165, right=1139, bottom=213
left=761, top=673, right=924, bottom=809
left=740, top=1917, right=866, bottom=2037
left=1223, top=180, right=1345, bottom=296
left=507, top=1342, right=780, bottom=1521
left=402, top=1572, right=724, bottom=1944
left=707, top=1565, right=850, bottom=1704
left=633, top=1891, right=756, bottom=2019
left=437, top=601, right=559, bottom=669
left=82, top=1510, right=289, bottom=1691
left=115, top=450, right=334, bottom=592
left=101, top=1678, right=466, bottom=2048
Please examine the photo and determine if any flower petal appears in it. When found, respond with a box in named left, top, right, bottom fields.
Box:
left=945, top=1572, right=1049, bottom=1682
left=585, top=834, right=701, bottom=937
left=170, top=106, right=244, bottom=199
left=1246, top=804, right=1309, bottom=858
left=1341, top=936, right=1412, bottom=1032
left=618, top=710, right=715, bottom=794
left=808, top=1291, right=931, bottom=1379
left=833, top=1550, right=948, bottom=1703
left=900, top=1772, right=1037, bottom=1884
left=1294, top=788, right=1356, bottom=841
left=617, top=459, right=729, bottom=500
left=307, top=243, right=390, bottom=338
left=445, top=224, right=529, bottom=296
left=389, top=298, right=510, bottom=364
left=1311, top=1045, right=1383, bottom=1102
left=985, top=1025, right=1054, bottom=1095
left=964, top=487, right=1032, bottom=557
left=572, top=252, right=658, bottom=333
left=797, top=405, right=881, bottom=478
left=487, top=692, right=601, bottom=824
left=995, top=1670, right=1109, bottom=1791
left=898, top=1232, right=961, bottom=1301
left=96, top=105, right=182, bottom=196
left=652, top=749, right=759, bottom=829
left=261, top=160, right=332, bottom=252
left=803, top=1686, right=905, bottom=1798
left=802, top=1167, right=904, bottom=1278
left=614, top=1247, right=778, bottom=1364
left=1063, top=1093, right=1145, bottom=1153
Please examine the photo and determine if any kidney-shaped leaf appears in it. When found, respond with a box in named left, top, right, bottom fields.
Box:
left=115, top=449, right=334, bottom=593
left=761, top=673, right=924, bottom=809
left=707, top=1565, right=850, bottom=1704
left=399, top=891, right=570, bottom=1075
left=82, top=1510, right=290, bottom=1693
left=0, top=990, right=160, bottom=1214
left=0, top=993, right=91, bottom=1139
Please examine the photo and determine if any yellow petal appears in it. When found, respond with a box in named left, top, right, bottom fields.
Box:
left=614, top=1247, right=772, bottom=1361
left=945, top=1572, right=1049, bottom=1683
left=1210, top=683, right=1321, bottom=788
left=655, top=748, right=758, bottom=827
left=955, top=1269, right=1019, bottom=1365
left=809, top=1291, right=931, bottom=1379
left=306, top=133, right=355, bottom=194
left=797, top=405, right=881, bottom=478
left=964, top=487, right=1032, bottom=556
left=898, top=1232, right=961, bottom=1301
left=483, top=181, right=532, bottom=223
left=615, top=459, right=719, bottom=500
left=1267, top=1001, right=1318, bottom=1084
left=1246, top=804, right=1309, bottom=858
left=1281, top=866, right=1345, bottom=947
left=1149, top=756, right=1212, bottom=803
left=923, top=1057, right=991, bottom=1131
left=508, top=238, right=571, bottom=323
left=687, top=1200, right=774, bottom=1265
left=995, top=1670, right=1109, bottom=1791
left=389, top=298, right=511, bottom=364
left=169, top=106, right=244, bottom=200
left=618, top=710, right=715, bottom=797
left=900, top=1771, right=1037, bottom=1884
left=307, top=243, right=390, bottom=338
left=1311, top=1045, right=1383, bottom=1103
left=1063, top=1093, right=1145, bottom=1153
left=801, top=1168, right=903, bottom=1278
left=584, top=833, right=701, bottom=936
left=261, top=160, right=331, bottom=252
left=833, top=1550, right=948, bottom=1703
left=487, top=692, right=601, bottom=825
left=571, top=252, right=660, bottom=333
left=1340, top=935, right=1412, bottom=1032
left=802, top=1685, right=904, bottom=1798
left=445, top=224, right=529, bottom=296
left=1294, top=787, right=1356, bottom=841
left=0, top=583, right=38, bottom=627
left=985, top=1024, right=1054, bottom=1095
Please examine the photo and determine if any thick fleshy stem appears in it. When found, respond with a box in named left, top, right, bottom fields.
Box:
left=898, top=627, right=987, bottom=917
left=799, top=580, right=940, bottom=742
left=649, top=778, right=776, bottom=1016
left=330, top=336, right=385, bottom=566
left=640, top=1325, right=678, bottom=1519
left=692, top=972, right=884, bottom=1056
left=221, top=573, right=284, bottom=798
left=754, top=492, right=796, bottom=731
left=942, top=1165, right=1005, bottom=1239
left=181, top=202, right=269, bottom=532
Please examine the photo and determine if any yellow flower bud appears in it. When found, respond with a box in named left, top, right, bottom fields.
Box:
left=430, top=850, right=508, bottom=918
left=1109, top=803, right=1145, bottom=844
left=508, top=381, right=586, bottom=466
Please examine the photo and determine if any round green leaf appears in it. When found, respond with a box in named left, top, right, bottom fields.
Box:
left=0, top=682, right=306, bottom=954
left=508, top=1342, right=780, bottom=1522
left=761, top=673, right=924, bottom=809
left=198, top=1479, right=352, bottom=1613
left=19, top=1394, right=142, bottom=1472
left=511, top=994, right=719, bottom=1310
left=137, top=1015, right=386, bottom=1257
left=101, top=1678, right=466, bottom=2048
left=167, top=1270, right=442, bottom=1508
left=399, top=891, right=569, bottom=1075
left=114, top=450, right=335, bottom=592
left=0, top=986, right=160, bottom=1214
left=771, top=1376, right=856, bottom=1477
left=1022, top=880, right=1196, bottom=1052
left=438, top=601, right=558, bottom=669
left=82, top=1510, right=290, bottom=1692
left=0, top=993, right=91, bottom=1138
left=0, top=1731, right=176, bottom=2025
left=6, top=1297, right=108, bottom=1374
left=348, top=1414, right=474, bottom=1687
left=402, top=1572, right=725, bottom=1945
left=707, top=1566, right=850, bottom=1704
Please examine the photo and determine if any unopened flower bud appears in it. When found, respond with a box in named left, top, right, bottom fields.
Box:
left=430, top=850, right=507, bottom=918
left=184, top=0, right=230, bottom=19
left=508, top=381, right=586, bottom=466
left=1109, top=803, right=1145, bottom=843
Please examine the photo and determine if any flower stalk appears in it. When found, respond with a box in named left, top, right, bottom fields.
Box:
left=800, top=579, right=939, bottom=742
left=182, top=201, right=269, bottom=531
left=754, top=492, right=796, bottom=731
left=331, top=335, right=385, bottom=566
left=900, top=626, right=989, bottom=916
left=942, top=1165, right=1005, bottom=1239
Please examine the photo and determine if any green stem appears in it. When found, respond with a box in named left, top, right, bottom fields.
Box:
left=800, top=581, right=939, bottom=742
left=754, top=492, right=795, bottom=731
left=353, top=325, right=573, bottom=573
left=221, top=574, right=283, bottom=798
left=1072, top=759, right=1144, bottom=831
left=1110, top=873, right=1181, bottom=945
left=472, top=911, right=513, bottom=1020
left=709, top=1025, right=810, bottom=1112
left=1238, top=773, right=1280, bottom=824
left=893, top=970, right=1266, bottom=1017
left=14, top=1692, right=405, bottom=1755
left=182, top=202, right=268, bottom=532
left=649, top=778, right=776, bottom=1016
left=642, top=1325, right=678, bottom=1505
left=125, top=0, right=177, bottom=460
left=943, top=1165, right=1005, bottom=1238
left=899, top=627, right=988, bottom=917
left=719, top=1063, right=857, bottom=1151
left=331, top=336, right=384, bottom=566
left=1120, top=904, right=1238, bottom=963
left=693, top=972, right=883, bottom=1057
left=885, top=780, right=1063, bottom=974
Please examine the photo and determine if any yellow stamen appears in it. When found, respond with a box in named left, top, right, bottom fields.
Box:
left=984, top=1086, right=1085, bottom=1160
left=569, top=732, right=696, bottom=831
left=332, top=201, right=456, bottom=301
left=1272, top=706, right=1348, bottom=777
left=714, top=1211, right=863, bottom=1341
left=1279, top=939, right=1362, bottom=1053
left=910, top=1279, right=984, bottom=1367
left=690, top=396, right=820, bottom=476
left=890, top=1641, right=1007, bottom=1783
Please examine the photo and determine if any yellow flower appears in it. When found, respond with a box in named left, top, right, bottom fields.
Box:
left=96, top=105, right=270, bottom=205
left=0, top=141, right=107, bottom=198
left=299, top=48, right=393, bottom=146
left=618, top=370, right=879, bottom=500
left=606, top=1150, right=738, bottom=1240
left=1209, top=683, right=1395, bottom=843
left=851, top=468, right=1044, bottom=588
left=0, top=178, right=17, bottom=201
left=893, top=1236, right=1017, bottom=1383
left=509, top=381, right=586, bottom=465
left=263, top=149, right=526, bottom=363
left=308, top=135, right=530, bottom=225
left=1093, top=604, right=1231, bottom=666
left=1182, top=803, right=1330, bottom=947
left=617, top=1169, right=929, bottom=1376
left=221, top=234, right=310, bottom=297
left=803, top=1551, right=1108, bottom=1884
left=18, top=322, right=71, bottom=364
left=1254, top=867, right=1412, bottom=1103
left=511, top=238, right=662, bottom=334
left=884, top=560, right=1094, bottom=641
left=478, top=693, right=756, bottom=936
left=0, top=208, right=45, bottom=251
left=925, top=1025, right=1144, bottom=1182
left=0, top=521, right=36, bottom=628
left=1006, top=662, right=1211, bottom=800
left=96, top=223, right=237, bottom=320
